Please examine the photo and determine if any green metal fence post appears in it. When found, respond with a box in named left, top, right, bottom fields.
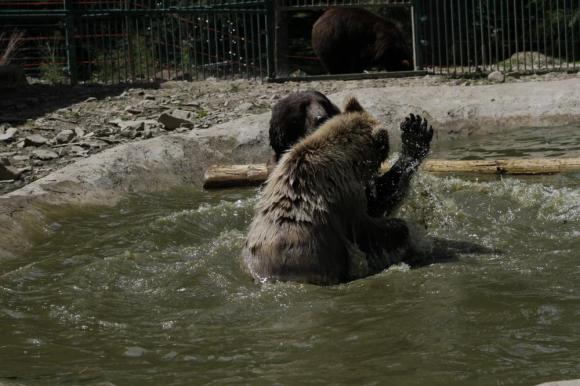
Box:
left=64, top=0, right=78, bottom=85
left=411, top=0, right=423, bottom=71
left=266, top=0, right=277, bottom=80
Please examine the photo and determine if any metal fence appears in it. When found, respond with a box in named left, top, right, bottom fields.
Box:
left=420, top=0, right=580, bottom=75
left=0, top=0, right=272, bottom=83
left=2, top=0, right=580, bottom=84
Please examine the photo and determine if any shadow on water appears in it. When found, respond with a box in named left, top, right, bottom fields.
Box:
left=0, top=82, right=161, bottom=125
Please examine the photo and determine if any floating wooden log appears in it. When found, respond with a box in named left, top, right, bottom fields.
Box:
left=203, top=158, right=580, bottom=189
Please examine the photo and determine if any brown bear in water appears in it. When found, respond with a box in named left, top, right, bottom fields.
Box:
left=269, top=91, right=340, bottom=164
left=268, top=90, right=431, bottom=218
left=312, top=7, right=413, bottom=74
left=243, top=97, right=433, bottom=285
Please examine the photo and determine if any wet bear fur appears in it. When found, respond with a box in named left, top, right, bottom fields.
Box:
left=243, top=97, right=423, bottom=285
left=269, top=91, right=340, bottom=164
left=312, top=7, right=413, bottom=74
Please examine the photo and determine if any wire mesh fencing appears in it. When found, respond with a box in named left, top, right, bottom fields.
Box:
left=419, top=0, right=580, bottom=75
left=2, top=1, right=580, bottom=84
left=0, top=0, right=272, bottom=84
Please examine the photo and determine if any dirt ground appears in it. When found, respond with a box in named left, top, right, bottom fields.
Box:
left=1, top=70, right=578, bottom=195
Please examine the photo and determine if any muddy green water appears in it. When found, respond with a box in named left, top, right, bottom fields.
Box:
left=1, top=128, right=579, bottom=386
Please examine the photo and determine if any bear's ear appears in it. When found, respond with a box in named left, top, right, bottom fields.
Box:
left=343, top=97, right=365, bottom=113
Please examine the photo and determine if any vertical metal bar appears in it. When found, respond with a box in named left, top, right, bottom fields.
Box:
left=557, top=0, right=562, bottom=69
left=434, top=0, right=441, bottom=73
left=549, top=0, right=555, bottom=70
left=494, top=0, right=499, bottom=70
left=521, top=0, right=526, bottom=72
left=442, top=0, right=450, bottom=74
left=487, top=0, right=493, bottom=71
left=543, top=0, right=548, bottom=70
left=228, top=12, right=233, bottom=79
left=528, top=0, right=534, bottom=71
left=536, top=0, right=542, bottom=71
left=220, top=13, right=227, bottom=78
left=500, top=0, right=506, bottom=72
left=64, top=0, right=77, bottom=85
left=506, top=0, right=512, bottom=71
left=464, top=0, right=471, bottom=73
left=243, top=12, right=249, bottom=79
left=257, top=12, right=264, bottom=79
left=472, top=0, right=479, bottom=69
left=213, top=13, right=219, bottom=78
left=199, top=15, right=206, bottom=79
left=177, top=13, right=185, bottom=80
left=479, top=0, right=486, bottom=70
left=265, top=3, right=275, bottom=79
left=411, top=1, right=422, bottom=71
left=193, top=14, right=199, bottom=80
left=563, top=0, right=569, bottom=69
left=571, top=0, right=577, bottom=70
left=449, top=0, right=457, bottom=72
left=513, top=0, right=519, bottom=71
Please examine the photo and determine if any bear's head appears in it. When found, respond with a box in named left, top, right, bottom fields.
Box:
left=269, top=91, right=340, bottom=162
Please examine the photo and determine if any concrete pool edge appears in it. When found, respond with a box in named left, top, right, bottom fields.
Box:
left=2, top=78, right=580, bottom=260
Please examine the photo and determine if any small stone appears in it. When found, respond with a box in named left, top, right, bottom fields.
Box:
left=32, top=149, right=59, bottom=160
left=55, top=129, right=76, bottom=144
left=0, top=163, right=20, bottom=181
left=84, top=97, right=97, bottom=103
left=124, top=346, right=146, bottom=358
left=158, top=112, right=193, bottom=131
left=74, top=127, right=85, bottom=138
left=109, top=119, right=144, bottom=131
left=236, top=102, right=253, bottom=112
left=67, top=145, right=88, bottom=157
left=125, top=106, right=143, bottom=115
left=488, top=70, right=505, bottom=83
left=12, top=155, right=29, bottom=162
left=0, top=127, right=18, bottom=142
left=24, top=134, right=49, bottom=147
left=79, top=139, right=107, bottom=149
left=144, top=94, right=156, bottom=100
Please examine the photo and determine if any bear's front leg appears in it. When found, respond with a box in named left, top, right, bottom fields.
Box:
left=366, top=114, right=434, bottom=218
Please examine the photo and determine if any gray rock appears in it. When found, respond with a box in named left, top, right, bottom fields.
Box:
left=488, top=70, right=505, bottom=83
left=12, top=155, right=30, bottom=162
left=74, top=127, right=85, bottom=138
left=236, top=102, right=253, bottom=112
left=0, top=127, right=17, bottom=142
left=158, top=111, right=193, bottom=130
left=84, top=97, right=97, bottom=103
left=125, top=106, right=143, bottom=115
left=124, top=346, right=146, bottom=358
left=55, top=129, right=76, bottom=144
left=110, top=119, right=145, bottom=131
left=67, top=145, right=88, bottom=157
left=79, top=139, right=108, bottom=149
left=0, top=163, right=21, bottom=181
left=31, top=149, right=59, bottom=161
left=24, top=134, right=49, bottom=147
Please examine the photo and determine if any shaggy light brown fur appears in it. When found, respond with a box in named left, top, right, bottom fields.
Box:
left=242, top=97, right=412, bottom=285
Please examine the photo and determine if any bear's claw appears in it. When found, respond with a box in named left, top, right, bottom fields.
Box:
left=400, top=113, right=434, bottom=162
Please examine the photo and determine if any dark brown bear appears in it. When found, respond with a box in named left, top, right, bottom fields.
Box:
left=269, top=91, right=340, bottom=164
left=243, top=97, right=433, bottom=285
left=312, top=7, right=413, bottom=74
